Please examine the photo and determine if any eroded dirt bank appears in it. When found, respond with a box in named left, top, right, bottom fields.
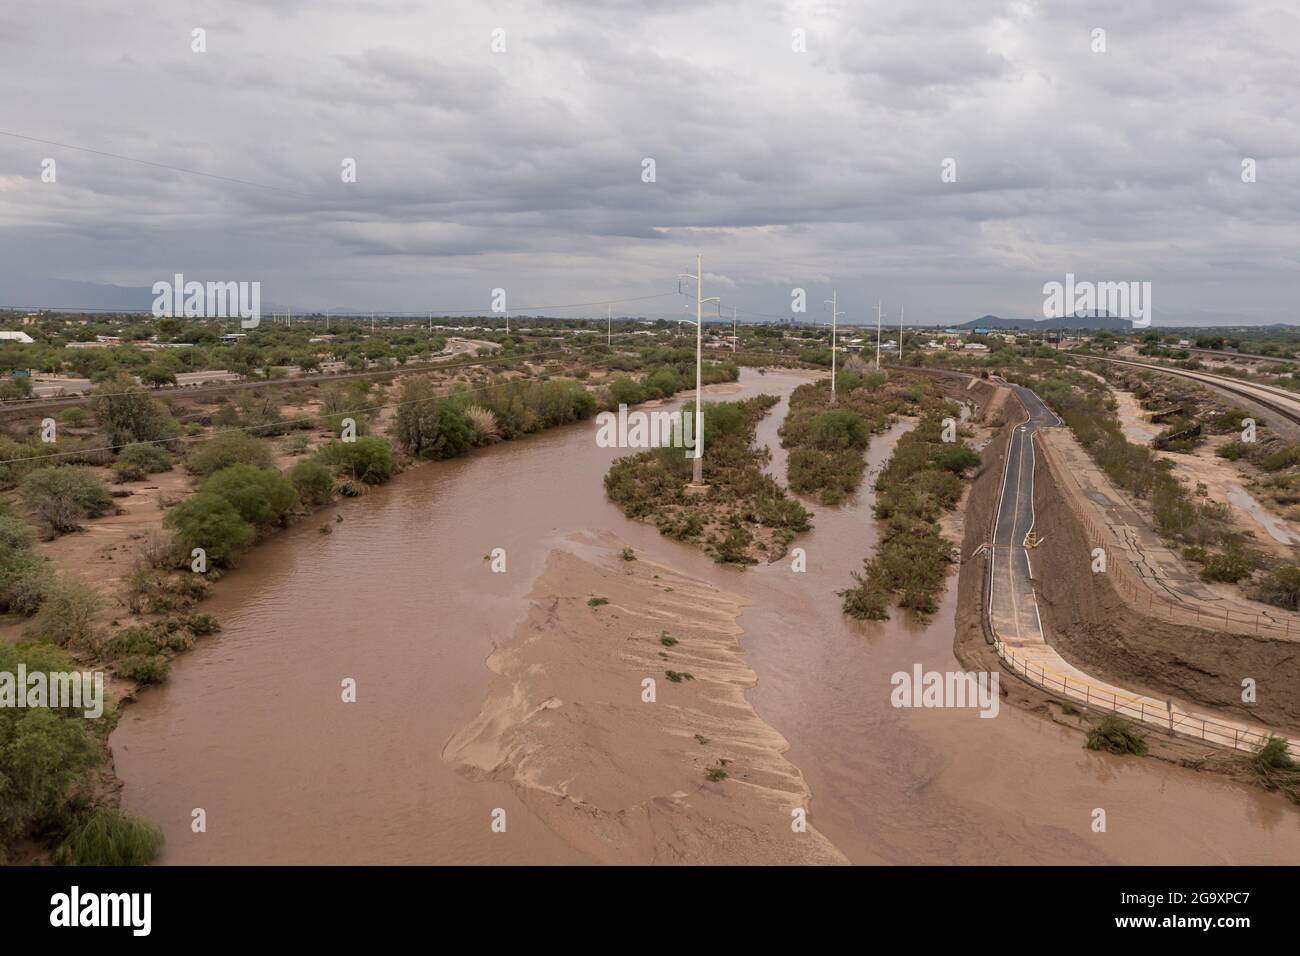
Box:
left=443, top=532, right=846, bottom=865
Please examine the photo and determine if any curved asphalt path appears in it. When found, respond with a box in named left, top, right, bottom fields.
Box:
left=984, top=378, right=1298, bottom=756
left=987, top=379, right=1061, bottom=648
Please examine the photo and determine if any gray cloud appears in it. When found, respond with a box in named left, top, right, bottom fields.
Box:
left=0, top=0, right=1296, bottom=325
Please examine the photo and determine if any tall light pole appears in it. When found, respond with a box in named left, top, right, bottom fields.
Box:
left=728, top=305, right=738, bottom=352
left=898, top=305, right=904, bottom=364
left=607, top=305, right=612, bottom=347
left=824, top=292, right=845, bottom=404
left=678, top=254, right=719, bottom=487
left=874, top=300, right=884, bottom=371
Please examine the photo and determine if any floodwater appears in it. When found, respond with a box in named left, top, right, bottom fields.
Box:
left=112, top=369, right=1300, bottom=864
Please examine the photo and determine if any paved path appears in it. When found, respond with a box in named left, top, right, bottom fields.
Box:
left=986, top=380, right=1297, bottom=758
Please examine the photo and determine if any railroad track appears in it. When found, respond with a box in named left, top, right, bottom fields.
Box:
left=1084, top=355, right=1300, bottom=427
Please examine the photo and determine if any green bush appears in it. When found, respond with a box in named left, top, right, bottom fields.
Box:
left=935, top=445, right=981, bottom=473
left=807, top=409, right=871, bottom=450
left=1200, top=550, right=1253, bottom=584
left=29, top=575, right=102, bottom=649
left=112, top=442, right=173, bottom=482
left=89, top=372, right=180, bottom=447
left=163, top=492, right=257, bottom=567
left=287, top=458, right=335, bottom=507
left=1261, top=443, right=1300, bottom=472
left=201, top=464, right=297, bottom=527
left=395, top=381, right=477, bottom=460
left=1256, top=565, right=1300, bottom=611
left=316, top=437, right=394, bottom=485
left=606, top=377, right=645, bottom=407
left=185, top=430, right=274, bottom=477
left=52, top=808, right=164, bottom=866
left=1086, top=714, right=1148, bottom=755
left=0, top=705, right=99, bottom=853
left=21, top=467, right=113, bottom=535
left=115, top=655, right=170, bottom=684
left=0, top=514, right=50, bottom=615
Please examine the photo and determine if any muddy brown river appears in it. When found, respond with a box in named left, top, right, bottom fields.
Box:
left=112, top=369, right=1300, bottom=863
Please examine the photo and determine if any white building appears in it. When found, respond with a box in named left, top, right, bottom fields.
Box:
left=0, top=330, right=35, bottom=344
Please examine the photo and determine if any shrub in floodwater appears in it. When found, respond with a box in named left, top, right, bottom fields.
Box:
left=52, top=808, right=164, bottom=866
left=587, top=597, right=609, bottom=608
left=1085, top=714, right=1148, bottom=756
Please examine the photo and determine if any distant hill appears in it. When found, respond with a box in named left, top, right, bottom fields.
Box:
left=955, top=313, right=1133, bottom=331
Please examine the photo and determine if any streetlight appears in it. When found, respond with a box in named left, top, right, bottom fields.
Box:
left=824, top=292, right=845, bottom=404
left=678, top=254, right=720, bottom=488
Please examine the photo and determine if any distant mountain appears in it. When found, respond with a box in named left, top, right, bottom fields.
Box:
left=955, top=313, right=1133, bottom=331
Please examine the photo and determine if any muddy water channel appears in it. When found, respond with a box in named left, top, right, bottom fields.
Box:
left=112, top=370, right=1300, bottom=863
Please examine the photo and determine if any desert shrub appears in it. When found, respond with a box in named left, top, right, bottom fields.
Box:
left=464, top=405, right=501, bottom=444
left=163, top=492, right=257, bottom=567
left=58, top=407, right=88, bottom=427
left=0, top=435, right=36, bottom=490
left=1256, top=565, right=1300, bottom=611
left=89, top=372, right=180, bottom=447
left=0, top=514, right=50, bottom=615
left=316, top=437, right=394, bottom=485
left=21, top=467, right=113, bottom=535
left=1199, top=550, right=1253, bottom=584
left=185, top=430, right=274, bottom=477
left=0, top=684, right=99, bottom=851
left=807, top=409, right=870, bottom=450
left=1086, top=714, right=1148, bottom=755
left=395, top=380, right=476, bottom=460
left=1261, top=443, right=1300, bottom=472
left=935, top=445, right=981, bottom=473
left=201, top=464, right=297, bottom=527
left=287, top=458, right=335, bottom=507
left=606, top=377, right=645, bottom=407
left=52, top=808, right=164, bottom=866
left=29, top=575, right=102, bottom=650
left=1255, top=735, right=1295, bottom=771
left=112, top=442, right=172, bottom=482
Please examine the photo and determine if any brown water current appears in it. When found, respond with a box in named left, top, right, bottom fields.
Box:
left=112, top=369, right=1300, bottom=864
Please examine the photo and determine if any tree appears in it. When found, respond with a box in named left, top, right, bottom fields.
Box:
left=394, top=380, right=475, bottom=459
left=184, top=430, right=274, bottom=477
left=317, top=437, right=393, bottom=484
left=163, top=492, right=257, bottom=566
left=89, top=373, right=179, bottom=447
left=201, top=465, right=297, bottom=527
left=21, top=467, right=113, bottom=535
left=287, top=458, right=334, bottom=506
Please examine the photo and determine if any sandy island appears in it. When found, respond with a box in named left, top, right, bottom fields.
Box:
left=443, top=530, right=847, bottom=865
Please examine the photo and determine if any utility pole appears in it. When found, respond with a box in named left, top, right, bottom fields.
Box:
left=898, top=305, right=904, bottom=363
left=875, top=300, right=884, bottom=371
left=607, top=305, right=612, bottom=347
left=824, top=293, right=845, bottom=404
left=678, top=254, right=719, bottom=487
left=729, top=306, right=738, bottom=353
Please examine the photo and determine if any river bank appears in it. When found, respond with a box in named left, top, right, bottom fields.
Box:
left=109, top=367, right=1300, bottom=864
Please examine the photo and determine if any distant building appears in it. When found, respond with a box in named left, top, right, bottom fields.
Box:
left=963, top=342, right=990, bottom=352
left=0, top=330, right=35, bottom=344
left=218, top=334, right=248, bottom=344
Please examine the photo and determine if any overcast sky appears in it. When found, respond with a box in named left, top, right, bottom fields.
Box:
left=0, top=0, right=1297, bottom=326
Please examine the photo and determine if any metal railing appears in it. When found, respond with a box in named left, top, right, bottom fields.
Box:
left=990, top=637, right=1299, bottom=760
